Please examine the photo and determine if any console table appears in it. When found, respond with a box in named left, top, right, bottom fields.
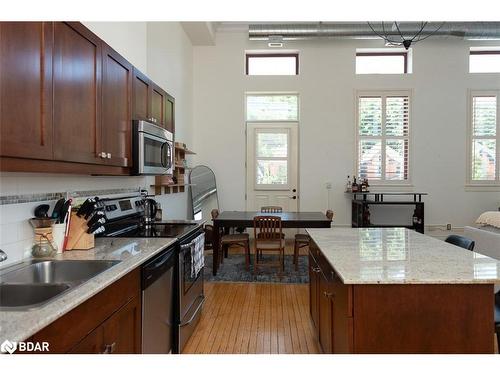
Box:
left=347, top=192, right=427, bottom=233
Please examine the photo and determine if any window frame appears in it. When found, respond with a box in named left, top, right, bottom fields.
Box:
left=466, top=89, right=500, bottom=188
left=355, top=51, right=409, bottom=74
left=355, top=89, right=413, bottom=186
left=469, top=49, right=500, bottom=73
left=245, top=53, right=299, bottom=76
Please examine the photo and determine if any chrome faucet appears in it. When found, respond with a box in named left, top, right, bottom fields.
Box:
left=0, top=249, right=7, bottom=262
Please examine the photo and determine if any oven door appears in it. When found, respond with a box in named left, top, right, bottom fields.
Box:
left=138, top=132, right=173, bottom=175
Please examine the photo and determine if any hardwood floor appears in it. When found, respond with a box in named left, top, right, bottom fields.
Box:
left=182, top=282, right=321, bottom=354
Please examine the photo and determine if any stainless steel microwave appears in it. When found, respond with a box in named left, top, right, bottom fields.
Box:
left=132, top=120, right=173, bottom=175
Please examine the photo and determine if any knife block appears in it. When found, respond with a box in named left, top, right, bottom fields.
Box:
left=66, top=212, right=95, bottom=250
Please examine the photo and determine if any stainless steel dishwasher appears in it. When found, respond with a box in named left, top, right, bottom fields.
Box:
left=141, top=245, right=176, bottom=354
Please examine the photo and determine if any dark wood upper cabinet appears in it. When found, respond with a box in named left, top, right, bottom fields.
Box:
left=151, top=83, right=166, bottom=127
left=165, top=93, right=175, bottom=133
left=0, top=22, right=54, bottom=160
left=101, top=44, right=133, bottom=167
left=53, top=22, right=103, bottom=165
left=132, top=68, right=152, bottom=122
left=0, top=21, right=174, bottom=174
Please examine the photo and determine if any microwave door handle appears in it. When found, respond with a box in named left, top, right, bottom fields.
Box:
left=164, top=142, right=172, bottom=170
left=160, top=142, right=167, bottom=168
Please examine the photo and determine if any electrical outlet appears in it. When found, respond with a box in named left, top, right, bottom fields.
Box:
left=325, top=182, right=332, bottom=190
left=446, top=224, right=452, bottom=230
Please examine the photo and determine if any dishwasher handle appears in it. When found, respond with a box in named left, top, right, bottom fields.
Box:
left=142, top=246, right=175, bottom=290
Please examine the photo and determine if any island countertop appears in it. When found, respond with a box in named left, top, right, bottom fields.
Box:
left=306, top=227, right=500, bottom=284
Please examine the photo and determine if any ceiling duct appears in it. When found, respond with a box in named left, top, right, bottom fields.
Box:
left=248, top=22, right=500, bottom=41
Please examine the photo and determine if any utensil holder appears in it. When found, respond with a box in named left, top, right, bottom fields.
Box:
left=66, top=213, right=94, bottom=250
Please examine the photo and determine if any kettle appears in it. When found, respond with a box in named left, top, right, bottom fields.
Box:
left=143, top=198, right=158, bottom=224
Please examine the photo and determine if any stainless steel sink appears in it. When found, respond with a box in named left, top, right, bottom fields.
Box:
left=0, top=260, right=121, bottom=284
left=0, top=259, right=121, bottom=310
left=0, top=283, right=71, bottom=310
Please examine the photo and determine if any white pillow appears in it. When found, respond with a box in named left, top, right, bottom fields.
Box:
left=476, top=211, right=500, bottom=229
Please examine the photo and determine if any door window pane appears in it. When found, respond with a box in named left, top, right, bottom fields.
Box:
left=386, top=139, right=408, bottom=180
left=256, top=160, right=288, bottom=185
left=359, top=97, right=382, bottom=136
left=257, top=132, right=287, bottom=157
left=359, top=139, right=382, bottom=179
left=472, top=139, right=496, bottom=180
left=246, top=95, right=298, bottom=121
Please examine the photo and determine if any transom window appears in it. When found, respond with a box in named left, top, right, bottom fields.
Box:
left=468, top=91, right=499, bottom=184
left=246, top=94, right=298, bottom=121
left=356, top=91, right=411, bottom=183
left=469, top=49, right=500, bottom=73
left=356, top=49, right=410, bottom=74
left=246, top=53, right=299, bottom=76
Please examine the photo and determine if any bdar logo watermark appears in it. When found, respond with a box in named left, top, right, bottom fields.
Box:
left=1, top=339, right=49, bottom=354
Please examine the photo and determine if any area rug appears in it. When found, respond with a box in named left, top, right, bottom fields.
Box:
left=203, top=254, right=309, bottom=284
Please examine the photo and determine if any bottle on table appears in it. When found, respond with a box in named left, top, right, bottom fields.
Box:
left=351, top=177, right=359, bottom=193
left=345, top=175, right=352, bottom=192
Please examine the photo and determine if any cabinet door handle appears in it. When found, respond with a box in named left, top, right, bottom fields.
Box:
left=102, top=342, right=116, bottom=354
left=107, top=153, right=111, bottom=159
left=99, top=152, right=106, bottom=158
left=312, top=266, right=321, bottom=273
left=323, top=291, right=334, bottom=298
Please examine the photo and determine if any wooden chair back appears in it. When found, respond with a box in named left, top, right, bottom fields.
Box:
left=253, top=216, right=283, bottom=245
left=261, top=206, right=283, bottom=213
left=326, top=210, right=334, bottom=220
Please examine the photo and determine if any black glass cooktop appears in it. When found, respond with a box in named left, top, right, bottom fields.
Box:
left=111, top=222, right=199, bottom=238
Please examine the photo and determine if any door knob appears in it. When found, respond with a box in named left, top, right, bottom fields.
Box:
left=292, top=189, right=296, bottom=192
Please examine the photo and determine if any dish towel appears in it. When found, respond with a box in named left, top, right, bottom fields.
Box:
left=191, top=233, right=205, bottom=278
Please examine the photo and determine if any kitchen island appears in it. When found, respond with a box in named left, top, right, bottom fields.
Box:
left=306, top=227, right=500, bottom=354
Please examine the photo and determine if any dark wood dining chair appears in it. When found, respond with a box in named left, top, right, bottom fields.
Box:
left=261, top=206, right=283, bottom=213
left=444, top=234, right=475, bottom=251
left=253, top=215, right=285, bottom=274
left=293, top=210, right=334, bottom=270
left=211, top=209, right=251, bottom=270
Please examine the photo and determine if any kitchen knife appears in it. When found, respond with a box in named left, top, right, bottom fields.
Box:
left=87, top=224, right=105, bottom=235
left=51, top=198, right=65, bottom=220
left=76, top=198, right=92, bottom=217
left=87, top=215, right=106, bottom=229
left=59, top=200, right=71, bottom=224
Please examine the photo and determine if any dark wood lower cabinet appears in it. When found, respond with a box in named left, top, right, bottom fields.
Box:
left=309, top=240, right=495, bottom=354
left=29, top=268, right=141, bottom=354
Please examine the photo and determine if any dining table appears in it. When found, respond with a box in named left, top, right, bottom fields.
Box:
left=211, top=211, right=333, bottom=275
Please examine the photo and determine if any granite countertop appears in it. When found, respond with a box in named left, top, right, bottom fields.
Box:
left=306, top=227, right=500, bottom=284
left=0, top=237, right=178, bottom=344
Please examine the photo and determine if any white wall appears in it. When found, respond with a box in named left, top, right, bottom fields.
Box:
left=193, top=31, right=500, bottom=227
left=0, top=22, right=194, bottom=266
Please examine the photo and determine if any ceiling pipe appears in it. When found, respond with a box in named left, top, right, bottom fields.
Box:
left=248, top=22, right=500, bottom=41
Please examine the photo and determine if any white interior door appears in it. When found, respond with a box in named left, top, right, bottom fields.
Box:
left=246, top=123, right=299, bottom=211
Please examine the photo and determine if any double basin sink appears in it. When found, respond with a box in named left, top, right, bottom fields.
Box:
left=0, top=259, right=121, bottom=310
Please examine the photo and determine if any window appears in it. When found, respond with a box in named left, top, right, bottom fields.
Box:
left=255, top=130, right=290, bottom=186
left=246, top=53, right=299, bottom=75
left=469, top=49, right=500, bottom=73
left=356, top=91, right=411, bottom=183
left=356, top=50, right=409, bottom=74
left=468, top=91, right=499, bottom=184
left=246, top=94, right=298, bottom=121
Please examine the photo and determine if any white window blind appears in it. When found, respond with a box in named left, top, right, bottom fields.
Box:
left=357, top=92, right=410, bottom=183
left=469, top=92, right=499, bottom=183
